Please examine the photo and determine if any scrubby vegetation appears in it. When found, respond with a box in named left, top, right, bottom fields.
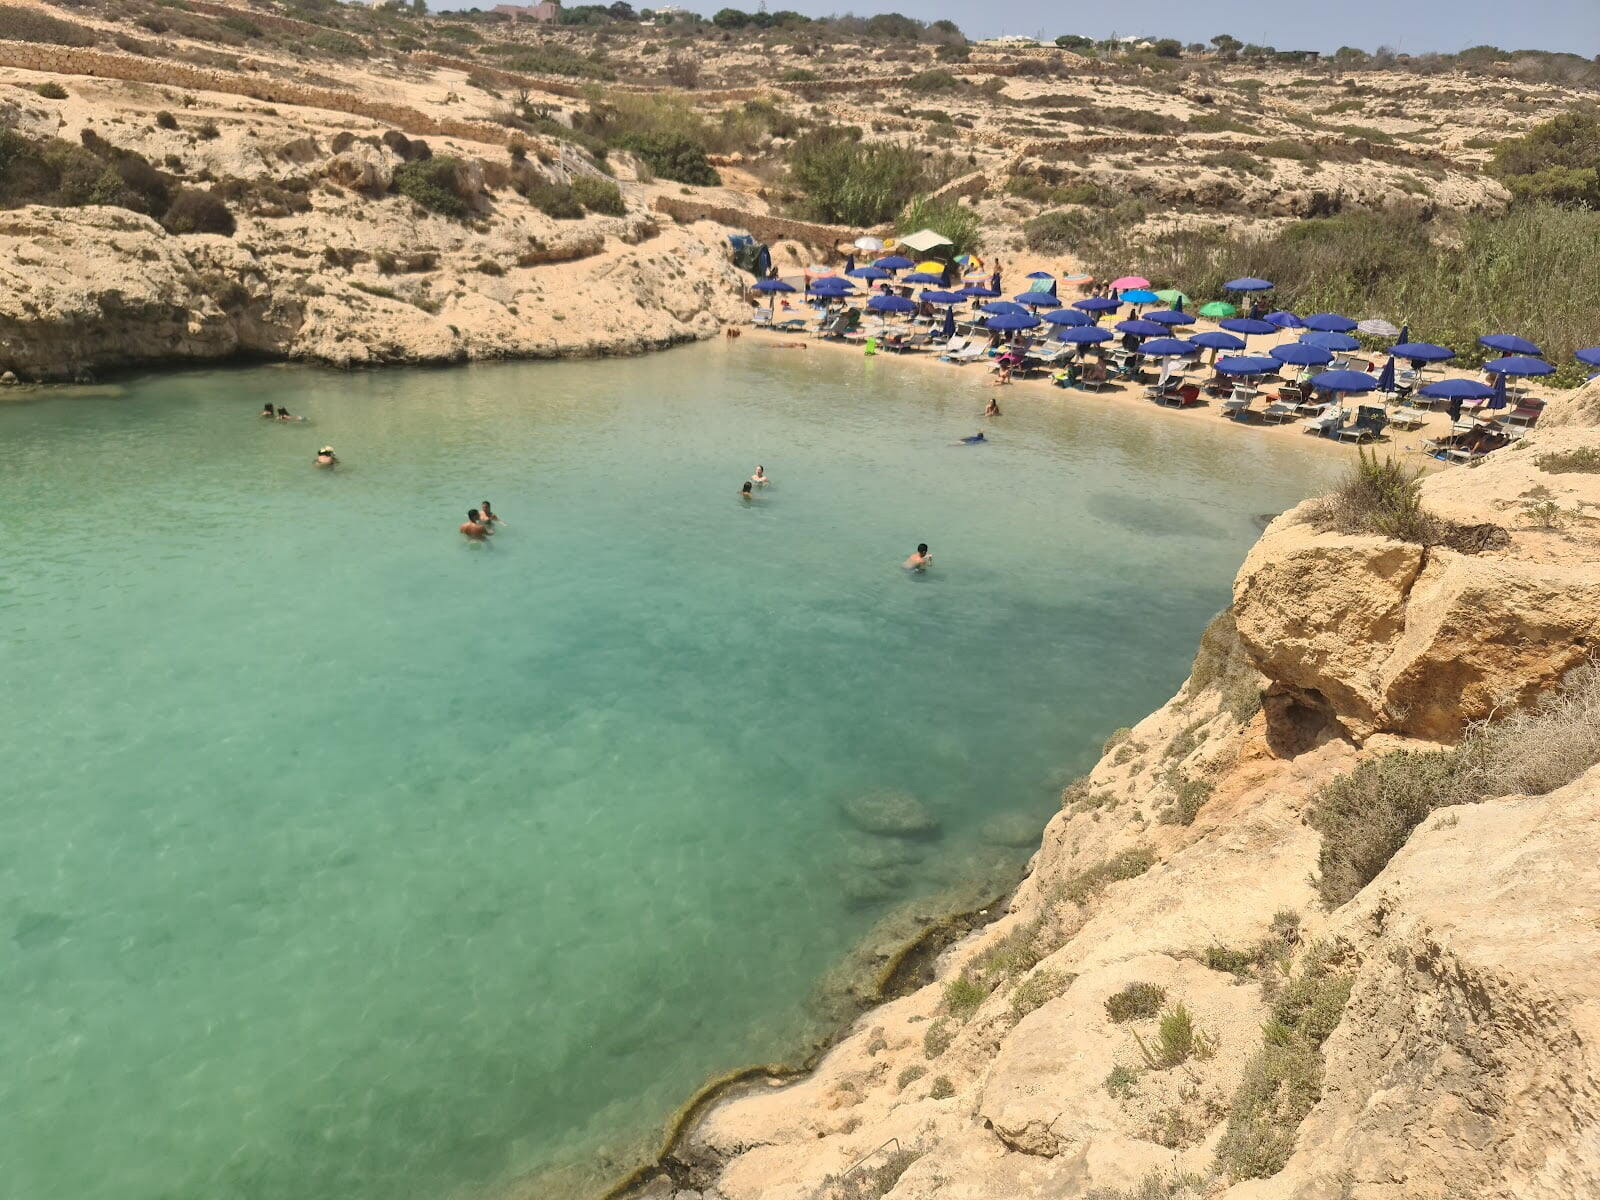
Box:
left=162, top=188, right=235, bottom=235
left=897, top=196, right=980, bottom=256
left=1186, top=609, right=1263, bottom=723
left=1311, top=450, right=1435, bottom=543
left=1537, top=446, right=1600, bottom=474
left=787, top=128, right=928, bottom=225
left=1216, top=943, right=1353, bottom=1180
left=1105, top=981, right=1166, bottom=1022
left=1490, top=108, right=1600, bottom=210
left=1309, top=659, right=1600, bottom=906
left=1060, top=848, right=1156, bottom=904
left=1075, top=205, right=1600, bottom=387
left=818, top=1146, right=923, bottom=1200
left=0, top=3, right=97, bottom=45
left=392, top=157, right=473, bottom=219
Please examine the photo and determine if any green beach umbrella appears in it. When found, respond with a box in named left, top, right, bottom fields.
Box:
left=1199, top=301, right=1237, bottom=318
left=1154, top=289, right=1190, bottom=307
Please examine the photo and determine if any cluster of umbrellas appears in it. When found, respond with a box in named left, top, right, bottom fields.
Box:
left=757, top=262, right=1600, bottom=397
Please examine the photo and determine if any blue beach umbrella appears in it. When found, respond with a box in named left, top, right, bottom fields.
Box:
left=874, top=255, right=914, bottom=270
left=1303, top=313, right=1359, bottom=333
left=1139, top=337, right=1199, bottom=357
left=1418, top=378, right=1494, bottom=401
left=902, top=271, right=944, bottom=284
left=981, top=301, right=1028, bottom=316
left=1219, top=317, right=1276, bottom=338
left=1191, top=330, right=1247, bottom=352
left=985, top=312, right=1042, bottom=331
left=1311, top=369, right=1380, bottom=393
left=1376, top=357, right=1397, bottom=393
left=1479, top=333, right=1542, bottom=357
left=1224, top=276, right=1274, bottom=291
left=1576, top=347, right=1600, bottom=367
left=1026, top=270, right=1055, bottom=279
left=1120, top=288, right=1161, bottom=305
left=868, top=293, right=917, bottom=313
left=1301, top=331, right=1360, bottom=352
left=1487, top=373, right=1509, bottom=411
left=1144, top=309, right=1196, bottom=327
left=1057, top=325, right=1114, bottom=344
left=1270, top=343, right=1333, bottom=367
left=920, top=290, right=964, bottom=305
left=1390, top=342, right=1454, bottom=362
left=1073, top=296, right=1123, bottom=313
left=1215, top=355, right=1281, bottom=376
left=1013, top=292, right=1062, bottom=308
left=1264, top=311, right=1304, bottom=329
left=1484, top=355, right=1555, bottom=377
left=753, top=278, right=795, bottom=293
left=1115, top=319, right=1170, bottom=338
left=940, top=307, right=956, bottom=338
left=1041, top=308, right=1093, bottom=327
left=810, top=276, right=854, bottom=291
left=848, top=265, right=890, bottom=280
left=958, top=284, right=1001, bottom=298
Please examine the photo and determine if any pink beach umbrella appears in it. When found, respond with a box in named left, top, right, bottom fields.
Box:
left=1111, top=275, right=1151, bottom=290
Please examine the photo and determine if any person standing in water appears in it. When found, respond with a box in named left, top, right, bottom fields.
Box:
left=904, top=543, right=931, bottom=572
left=984, top=397, right=1001, bottom=418
left=480, top=501, right=502, bottom=527
left=460, top=509, right=492, bottom=540
left=751, top=466, right=769, bottom=487
left=740, top=481, right=755, bottom=502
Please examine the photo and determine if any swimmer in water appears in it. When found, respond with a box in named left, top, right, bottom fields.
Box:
left=480, top=500, right=502, bottom=527
left=460, top=508, right=492, bottom=540
left=751, top=466, right=769, bottom=487
left=984, top=397, right=1001, bottom=418
left=314, top=446, right=338, bottom=468
left=740, top=481, right=755, bottom=502
left=956, top=431, right=986, bottom=445
left=903, top=543, right=932, bottom=572
left=260, top=402, right=275, bottom=419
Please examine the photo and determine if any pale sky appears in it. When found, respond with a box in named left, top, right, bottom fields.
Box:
left=651, top=0, right=1600, bottom=56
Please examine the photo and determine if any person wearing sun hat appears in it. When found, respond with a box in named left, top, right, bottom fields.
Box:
left=314, top=446, right=338, bottom=468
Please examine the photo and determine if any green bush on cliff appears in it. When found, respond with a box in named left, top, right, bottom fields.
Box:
left=1489, top=108, right=1600, bottom=210
left=787, top=127, right=928, bottom=225
left=162, top=188, right=235, bottom=236
left=0, top=128, right=175, bottom=219
left=1312, top=450, right=1434, bottom=543
left=392, top=157, right=472, bottom=219
left=570, top=174, right=625, bottom=215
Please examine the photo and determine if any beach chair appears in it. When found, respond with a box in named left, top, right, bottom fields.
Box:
left=1338, top=406, right=1390, bottom=443
left=1387, top=405, right=1429, bottom=430
left=1505, top=398, right=1546, bottom=428
left=936, top=336, right=970, bottom=361
left=1220, top=386, right=1256, bottom=420
left=1301, top=407, right=1345, bottom=437
left=751, top=309, right=773, bottom=327
left=946, top=342, right=986, bottom=365
left=1276, top=384, right=1303, bottom=406
left=1144, top=378, right=1180, bottom=402
left=1171, top=384, right=1203, bottom=407
left=1260, top=398, right=1298, bottom=424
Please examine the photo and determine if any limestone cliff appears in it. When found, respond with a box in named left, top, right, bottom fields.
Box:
left=625, top=380, right=1600, bottom=1200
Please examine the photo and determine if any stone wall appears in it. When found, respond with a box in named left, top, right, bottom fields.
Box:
left=0, top=40, right=513, bottom=146
left=652, top=195, right=863, bottom=249
left=1020, top=133, right=1461, bottom=171
left=410, top=51, right=766, bottom=104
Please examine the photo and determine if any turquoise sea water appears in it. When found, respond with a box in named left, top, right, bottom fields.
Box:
left=0, top=344, right=1337, bottom=1200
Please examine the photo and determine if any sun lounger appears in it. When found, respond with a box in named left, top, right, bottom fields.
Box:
left=1144, top=379, right=1180, bottom=402
left=945, top=342, right=986, bottom=364
left=751, top=309, right=773, bottom=327
left=1302, top=407, right=1346, bottom=437
left=1388, top=405, right=1429, bottom=430
left=1504, top=399, right=1546, bottom=428
left=1337, top=406, right=1389, bottom=443
left=1260, top=400, right=1298, bottom=424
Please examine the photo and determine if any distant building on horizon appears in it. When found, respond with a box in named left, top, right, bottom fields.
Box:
left=492, top=0, right=560, bottom=21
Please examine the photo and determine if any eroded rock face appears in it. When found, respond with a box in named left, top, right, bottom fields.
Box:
left=1236, top=769, right=1600, bottom=1200
left=1234, top=417, right=1600, bottom=745
left=0, top=206, right=236, bottom=380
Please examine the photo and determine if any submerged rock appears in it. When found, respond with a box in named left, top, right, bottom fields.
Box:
left=840, top=790, right=941, bottom=838
left=841, top=836, right=925, bottom=871
left=978, top=811, right=1047, bottom=849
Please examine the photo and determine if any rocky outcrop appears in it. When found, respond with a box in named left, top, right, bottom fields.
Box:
left=1235, top=387, right=1600, bottom=744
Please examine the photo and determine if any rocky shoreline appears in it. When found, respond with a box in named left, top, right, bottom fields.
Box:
left=610, top=381, right=1600, bottom=1200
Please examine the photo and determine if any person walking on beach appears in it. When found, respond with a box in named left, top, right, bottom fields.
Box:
left=904, top=543, right=932, bottom=572
left=461, top=509, right=492, bottom=540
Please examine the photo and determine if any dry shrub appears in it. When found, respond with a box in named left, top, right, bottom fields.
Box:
left=1310, top=659, right=1600, bottom=906
left=1308, top=449, right=1435, bottom=543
